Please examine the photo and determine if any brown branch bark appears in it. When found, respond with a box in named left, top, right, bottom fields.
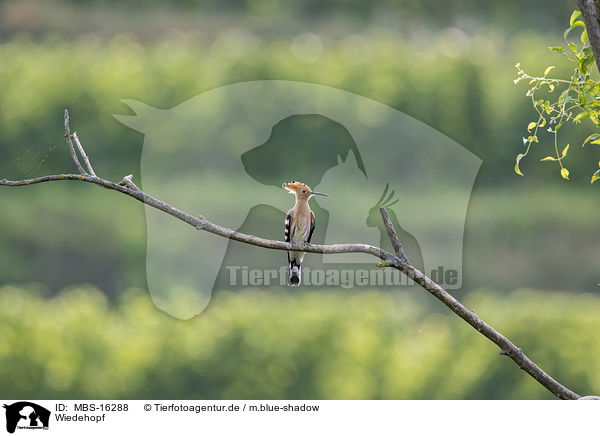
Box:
left=577, top=0, right=600, bottom=73
left=0, top=110, right=585, bottom=400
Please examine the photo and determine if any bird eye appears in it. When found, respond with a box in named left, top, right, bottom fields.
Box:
left=302, top=190, right=306, bottom=193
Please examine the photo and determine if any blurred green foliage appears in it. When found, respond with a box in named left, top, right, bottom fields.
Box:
left=0, top=285, right=595, bottom=399
left=2, top=29, right=599, bottom=182
left=0, top=0, right=575, bottom=38
left=1, top=32, right=599, bottom=294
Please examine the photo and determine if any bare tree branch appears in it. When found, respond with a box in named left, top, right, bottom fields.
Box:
left=0, top=110, right=586, bottom=400
left=0, top=173, right=391, bottom=260
left=577, top=0, right=600, bottom=73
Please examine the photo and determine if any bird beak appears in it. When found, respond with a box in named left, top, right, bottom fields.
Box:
left=311, top=191, right=328, bottom=197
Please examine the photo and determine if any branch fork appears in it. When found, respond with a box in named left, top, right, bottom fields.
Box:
left=64, top=109, right=97, bottom=177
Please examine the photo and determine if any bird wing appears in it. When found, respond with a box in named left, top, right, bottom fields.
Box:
left=307, top=210, right=315, bottom=243
left=285, top=210, right=293, bottom=264
left=284, top=210, right=292, bottom=243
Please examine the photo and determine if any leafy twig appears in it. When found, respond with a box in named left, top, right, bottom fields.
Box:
left=514, top=9, right=600, bottom=183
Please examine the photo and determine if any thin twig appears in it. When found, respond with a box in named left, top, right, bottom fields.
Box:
left=63, top=110, right=87, bottom=175
left=72, top=132, right=96, bottom=177
left=0, top=110, right=587, bottom=400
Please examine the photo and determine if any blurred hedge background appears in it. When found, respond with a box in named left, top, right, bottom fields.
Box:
left=1, top=286, right=599, bottom=399
left=1, top=0, right=599, bottom=399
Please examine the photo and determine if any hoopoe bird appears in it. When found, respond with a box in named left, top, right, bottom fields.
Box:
left=283, top=181, right=328, bottom=286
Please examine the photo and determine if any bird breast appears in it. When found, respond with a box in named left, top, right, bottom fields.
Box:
left=291, top=220, right=310, bottom=242
left=291, top=205, right=312, bottom=242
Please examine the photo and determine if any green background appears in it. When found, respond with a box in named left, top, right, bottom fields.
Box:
left=0, top=0, right=598, bottom=399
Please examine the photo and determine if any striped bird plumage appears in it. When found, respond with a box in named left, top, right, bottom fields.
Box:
left=285, top=207, right=315, bottom=286
left=282, top=181, right=325, bottom=286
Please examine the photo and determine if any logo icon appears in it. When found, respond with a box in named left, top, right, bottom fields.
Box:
left=3, top=402, right=50, bottom=434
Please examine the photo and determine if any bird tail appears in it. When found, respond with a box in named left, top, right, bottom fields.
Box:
left=288, top=259, right=301, bottom=286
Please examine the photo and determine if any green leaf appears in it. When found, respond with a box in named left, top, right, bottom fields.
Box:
left=527, top=122, right=537, bottom=131
left=591, top=172, right=600, bottom=184
left=544, top=101, right=551, bottom=114
left=570, top=10, right=581, bottom=26
left=582, top=133, right=600, bottom=147
left=568, top=41, right=578, bottom=52
left=549, top=46, right=564, bottom=52
left=591, top=139, right=600, bottom=145
left=578, top=54, right=594, bottom=74
left=573, top=112, right=589, bottom=122
left=548, top=84, right=555, bottom=92
left=561, top=144, right=569, bottom=157
left=540, top=156, right=558, bottom=161
left=565, top=20, right=586, bottom=40
left=572, top=21, right=585, bottom=29
left=560, top=167, right=570, bottom=180
left=544, top=65, right=555, bottom=76
left=581, top=29, right=589, bottom=43
left=515, top=153, right=525, bottom=176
